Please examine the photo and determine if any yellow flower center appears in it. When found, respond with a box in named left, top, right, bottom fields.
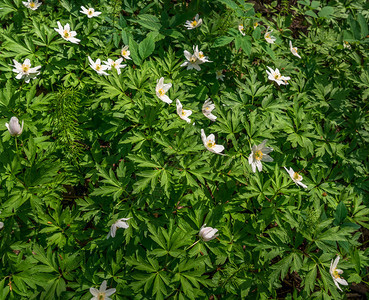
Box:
left=254, top=150, right=263, bottom=160
left=205, top=106, right=210, bottom=110
left=344, top=41, right=349, bottom=45
left=274, top=74, right=281, bottom=80
left=265, top=34, right=270, bottom=39
left=98, top=293, right=106, bottom=300
left=293, top=172, right=301, bottom=180
left=190, top=57, right=197, bottom=63
left=181, top=110, right=186, bottom=116
left=158, top=89, right=165, bottom=96
left=88, top=9, right=93, bottom=15
left=63, top=30, right=71, bottom=38
left=30, top=2, right=35, bottom=8
left=22, top=65, right=30, bottom=73
left=207, top=141, right=215, bottom=148
left=191, top=20, right=197, bottom=27
left=216, top=71, right=222, bottom=76
left=198, top=53, right=204, bottom=59
left=112, top=62, right=117, bottom=67
left=95, top=64, right=101, bottom=71
left=254, top=22, right=258, bottom=27
left=292, top=47, right=297, bottom=52
left=122, top=50, right=127, bottom=56
left=333, top=270, right=340, bottom=279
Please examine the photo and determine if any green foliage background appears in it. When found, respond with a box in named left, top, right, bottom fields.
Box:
left=0, top=0, right=369, bottom=299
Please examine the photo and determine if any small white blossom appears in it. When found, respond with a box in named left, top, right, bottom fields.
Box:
left=22, top=0, right=42, bottom=10
left=88, top=56, right=109, bottom=76
left=264, top=26, right=276, bottom=44
left=80, top=6, right=101, bottom=18
left=330, top=256, right=348, bottom=292
left=107, top=218, right=131, bottom=239
left=181, top=49, right=201, bottom=71
left=89, top=280, right=116, bottom=300
left=289, top=41, right=301, bottom=59
left=202, top=99, right=217, bottom=121
left=176, top=99, right=192, bottom=123
left=238, top=24, right=245, bottom=36
left=194, top=45, right=212, bottom=63
left=201, top=129, right=224, bottom=154
left=284, top=167, right=307, bottom=189
left=156, top=77, right=172, bottom=104
left=6, top=117, right=24, bottom=136
left=184, top=14, right=202, bottom=30
left=253, top=22, right=259, bottom=29
left=215, top=70, right=224, bottom=81
left=199, top=224, right=218, bottom=242
left=103, top=58, right=126, bottom=75
left=54, top=21, right=80, bottom=44
left=11, top=59, right=41, bottom=83
left=121, top=45, right=131, bottom=60
left=266, top=66, right=290, bottom=86
left=248, top=140, right=273, bottom=173
left=343, top=41, right=351, bottom=49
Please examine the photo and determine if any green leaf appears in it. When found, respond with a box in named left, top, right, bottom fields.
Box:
left=139, top=32, right=156, bottom=61
left=129, top=37, right=142, bottom=66
left=213, top=36, right=234, bottom=47
left=318, top=6, right=334, bottom=18
left=334, top=202, right=348, bottom=225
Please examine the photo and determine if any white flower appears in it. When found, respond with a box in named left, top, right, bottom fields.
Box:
left=11, top=59, right=41, bottom=83
left=107, top=218, right=131, bottom=239
left=54, top=21, right=80, bottom=44
left=184, top=14, right=202, bottom=30
left=201, top=129, right=224, bottom=154
left=121, top=45, right=131, bottom=60
left=6, top=117, right=24, bottom=136
left=343, top=41, right=351, bottom=49
left=89, top=280, right=116, bottom=300
left=289, top=41, right=301, bottom=59
left=215, top=70, right=224, bottom=81
left=103, top=58, right=126, bottom=75
left=156, top=77, right=172, bottom=104
left=80, top=6, right=101, bottom=18
left=181, top=49, right=201, bottom=71
left=253, top=22, right=259, bottom=29
left=194, top=45, right=212, bottom=63
left=266, top=66, right=290, bottom=86
left=199, top=224, right=218, bottom=242
left=202, top=99, right=217, bottom=121
left=330, top=256, right=348, bottom=292
left=264, top=26, right=276, bottom=44
left=88, top=57, right=109, bottom=76
left=238, top=24, right=245, bottom=36
left=176, top=99, right=192, bottom=123
left=248, top=140, right=273, bottom=173
left=284, top=167, right=307, bottom=189
left=22, top=0, right=42, bottom=10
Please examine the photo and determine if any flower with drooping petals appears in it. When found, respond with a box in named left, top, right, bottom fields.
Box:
left=156, top=77, right=172, bottom=104
left=5, top=117, right=24, bottom=136
left=184, top=14, right=202, bottom=30
left=121, top=45, right=131, bottom=60
left=238, top=24, right=245, bottom=36
left=107, top=218, right=131, bottom=239
left=11, top=59, right=41, bottom=83
left=264, top=26, right=276, bottom=44
left=216, top=70, right=224, bottom=81
left=54, top=21, right=80, bottom=44
left=284, top=167, right=307, bottom=188
left=80, top=6, right=101, bottom=18
left=201, top=129, right=224, bottom=154
left=89, top=280, right=116, bottom=300
left=88, top=56, right=109, bottom=76
left=199, top=224, right=218, bottom=242
left=194, top=45, right=212, bottom=63
left=248, top=140, right=273, bottom=173
left=266, top=66, right=290, bottom=86
left=22, top=0, right=42, bottom=10
left=330, top=256, right=348, bottom=292
left=176, top=99, right=192, bottom=123
left=103, top=58, right=126, bottom=75
left=289, top=41, right=301, bottom=59
left=202, top=99, right=217, bottom=121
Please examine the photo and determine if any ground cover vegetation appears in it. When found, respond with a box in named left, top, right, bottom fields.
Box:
left=0, top=0, right=369, bottom=299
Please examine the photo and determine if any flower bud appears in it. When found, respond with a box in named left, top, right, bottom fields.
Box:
left=5, top=117, right=24, bottom=136
left=199, top=224, right=218, bottom=242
